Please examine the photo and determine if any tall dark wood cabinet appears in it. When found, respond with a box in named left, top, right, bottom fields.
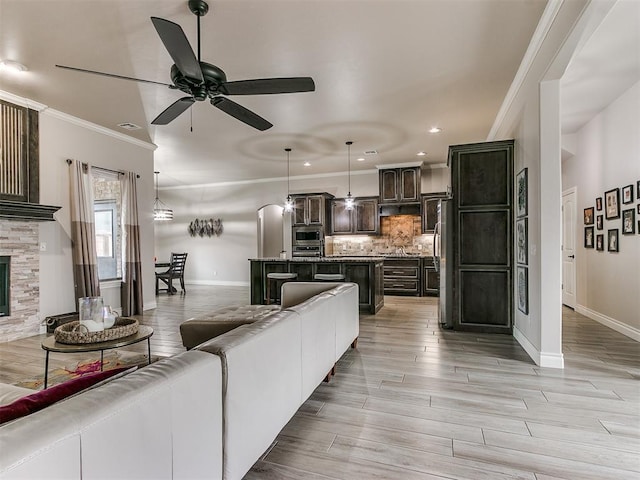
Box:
left=449, top=140, right=514, bottom=334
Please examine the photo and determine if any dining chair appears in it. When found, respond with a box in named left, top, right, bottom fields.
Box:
left=155, top=252, right=188, bottom=295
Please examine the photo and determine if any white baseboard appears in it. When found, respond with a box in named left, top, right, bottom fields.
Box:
left=144, top=301, right=157, bottom=311
left=539, top=351, right=564, bottom=369
left=186, top=280, right=251, bottom=287
left=575, top=304, right=640, bottom=342
left=513, top=326, right=564, bottom=369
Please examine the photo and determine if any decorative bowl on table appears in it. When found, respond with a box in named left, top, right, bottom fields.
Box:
left=54, top=317, right=139, bottom=344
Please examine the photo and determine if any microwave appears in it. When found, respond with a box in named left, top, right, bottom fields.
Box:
left=292, top=226, right=323, bottom=245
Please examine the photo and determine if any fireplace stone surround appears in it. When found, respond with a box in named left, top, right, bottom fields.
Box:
left=0, top=221, right=40, bottom=342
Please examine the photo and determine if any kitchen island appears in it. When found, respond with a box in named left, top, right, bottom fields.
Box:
left=249, top=257, right=384, bottom=313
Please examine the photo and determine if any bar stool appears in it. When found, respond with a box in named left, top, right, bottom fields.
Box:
left=266, top=272, right=298, bottom=304
left=313, top=273, right=345, bottom=281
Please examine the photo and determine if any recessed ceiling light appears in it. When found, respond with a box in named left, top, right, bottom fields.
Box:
left=417, top=151, right=427, bottom=156
left=429, top=127, right=442, bottom=134
left=0, top=60, right=27, bottom=73
left=117, top=122, right=142, bottom=130
left=357, top=157, right=365, bottom=162
left=303, top=161, right=311, bottom=167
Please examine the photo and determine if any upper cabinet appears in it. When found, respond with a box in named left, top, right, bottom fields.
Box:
left=291, top=193, right=333, bottom=227
left=330, top=197, right=379, bottom=235
left=379, top=166, right=421, bottom=203
left=421, top=192, right=448, bottom=233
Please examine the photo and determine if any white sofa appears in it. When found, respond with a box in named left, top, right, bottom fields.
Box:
left=0, top=282, right=359, bottom=480
left=0, top=350, right=223, bottom=480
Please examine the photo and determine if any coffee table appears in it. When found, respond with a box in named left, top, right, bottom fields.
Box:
left=41, top=325, right=153, bottom=388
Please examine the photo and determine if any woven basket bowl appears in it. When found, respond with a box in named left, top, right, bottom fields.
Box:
left=54, top=317, right=139, bottom=344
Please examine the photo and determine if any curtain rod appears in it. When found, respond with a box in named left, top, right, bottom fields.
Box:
left=66, top=159, right=140, bottom=178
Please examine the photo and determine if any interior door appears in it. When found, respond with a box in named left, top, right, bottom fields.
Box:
left=562, top=188, right=577, bottom=308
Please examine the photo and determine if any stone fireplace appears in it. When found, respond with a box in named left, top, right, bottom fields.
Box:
left=0, top=221, right=40, bottom=342
left=0, top=256, right=9, bottom=316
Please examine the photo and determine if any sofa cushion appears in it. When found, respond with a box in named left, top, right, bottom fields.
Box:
left=0, top=366, right=133, bottom=425
left=197, top=310, right=303, bottom=480
left=180, top=304, right=280, bottom=349
left=0, top=384, right=34, bottom=407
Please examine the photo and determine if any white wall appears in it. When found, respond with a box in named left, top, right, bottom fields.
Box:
left=562, top=81, right=640, bottom=337
left=154, top=167, right=448, bottom=285
left=37, top=109, right=156, bottom=318
left=489, top=0, right=597, bottom=367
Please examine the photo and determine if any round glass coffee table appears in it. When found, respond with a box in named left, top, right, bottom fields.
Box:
left=41, top=325, right=153, bottom=388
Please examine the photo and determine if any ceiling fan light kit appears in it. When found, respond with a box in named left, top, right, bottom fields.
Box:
left=56, top=0, right=314, bottom=130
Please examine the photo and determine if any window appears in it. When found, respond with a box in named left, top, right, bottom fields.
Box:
left=92, top=171, right=122, bottom=281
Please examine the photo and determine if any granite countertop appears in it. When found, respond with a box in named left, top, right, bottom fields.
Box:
left=249, top=257, right=385, bottom=262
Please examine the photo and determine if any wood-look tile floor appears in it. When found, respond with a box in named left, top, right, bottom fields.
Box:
left=1, top=287, right=638, bottom=479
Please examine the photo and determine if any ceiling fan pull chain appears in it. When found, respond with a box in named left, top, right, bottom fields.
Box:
left=190, top=106, right=193, bottom=132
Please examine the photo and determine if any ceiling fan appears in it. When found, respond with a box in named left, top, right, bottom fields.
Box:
left=56, top=0, right=315, bottom=131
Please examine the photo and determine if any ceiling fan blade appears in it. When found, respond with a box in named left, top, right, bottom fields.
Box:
left=221, top=77, right=315, bottom=96
left=151, top=97, right=195, bottom=125
left=55, top=64, right=173, bottom=87
left=151, top=17, right=203, bottom=84
left=211, top=97, right=273, bottom=131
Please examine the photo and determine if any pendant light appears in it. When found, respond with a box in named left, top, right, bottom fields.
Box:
left=345, top=141, right=354, bottom=211
left=284, top=148, right=294, bottom=212
left=153, top=171, right=173, bottom=221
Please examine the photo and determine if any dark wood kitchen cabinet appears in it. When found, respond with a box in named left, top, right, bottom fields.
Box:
left=422, top=257, right=439, bottom=296
left=291, top=193, right=333, bottom=227
left=330, top=197, right=379, bottom=235
left=383, top=258, right=421, bottom=296
left=449, top=140, right=514, bottom=334
left=421, top=192, right=447, bottom=233
left=379, top=167, right=421, bottom=204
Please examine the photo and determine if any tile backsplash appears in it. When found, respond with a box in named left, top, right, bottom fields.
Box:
left=326, top=215, right=434, bottom=256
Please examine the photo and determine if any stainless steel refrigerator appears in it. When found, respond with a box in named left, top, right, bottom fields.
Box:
left=435, top=199, right=453, bottom=328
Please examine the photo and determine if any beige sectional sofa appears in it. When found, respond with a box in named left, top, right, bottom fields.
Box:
left=0, top=282, right=359, bottom=480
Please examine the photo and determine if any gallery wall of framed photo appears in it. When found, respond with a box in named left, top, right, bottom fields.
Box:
left=516, top=167, right=528, bottom=315
left=588, top=180, right=638, bottom=254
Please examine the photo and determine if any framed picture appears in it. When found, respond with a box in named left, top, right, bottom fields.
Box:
left=516, top=218, right=528, bottom=264
left=607, top=229, right=619, bottom=252
left=596, top=197, right=602, bottom=211
left=596, top=215, right=603, bottom=230
left=622, top=184, right=634, bottom=204
left=584, top=226, right=594, bottom=248
left=517, top=266, right=529, bottom=315
left=583, top=207, right=594, bottom=225
left=622, top=209, right=635, bottom=234
left=516, top=168, right=528, bottom=217
left=596, top=234, right=604, bottom=251
left=605, top=188, right=620, bottom=220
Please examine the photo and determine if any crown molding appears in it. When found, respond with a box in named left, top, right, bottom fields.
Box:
left=0, top=90, right=47, bottom=111
left=488, top=0, right=564, bottom=140
left=43, top=108, right=157, bottom=151
left=163, top=168, right=379, bottom=191
left=375, top=161, right=423, bottom=169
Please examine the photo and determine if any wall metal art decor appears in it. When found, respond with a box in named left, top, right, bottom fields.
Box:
left=188, top=218, right=223, bottom=237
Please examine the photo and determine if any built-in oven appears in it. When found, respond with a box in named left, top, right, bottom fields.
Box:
left=292, top=245, right=323, bottom=257
left=292, top=226, right=324, bottom=257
